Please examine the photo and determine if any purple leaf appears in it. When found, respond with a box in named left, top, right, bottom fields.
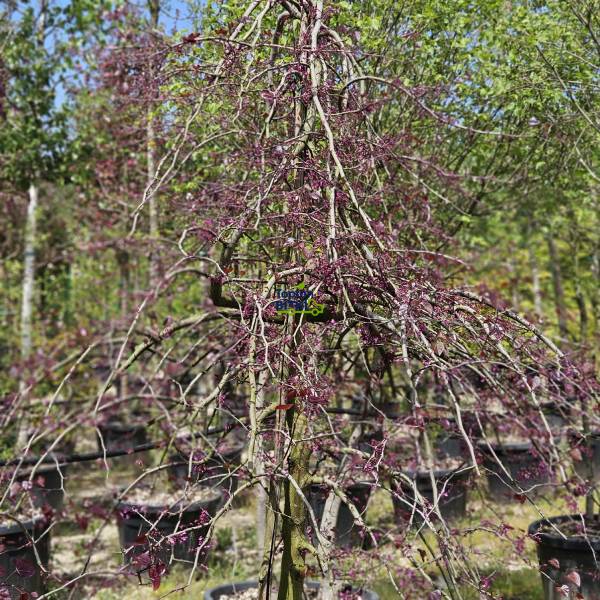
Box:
left=14, top=558, right=36, bottom=578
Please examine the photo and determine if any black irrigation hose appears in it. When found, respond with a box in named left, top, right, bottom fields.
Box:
left=0, top=425, right=235, bottom=468
left=0, top=406, right=369, bottom=469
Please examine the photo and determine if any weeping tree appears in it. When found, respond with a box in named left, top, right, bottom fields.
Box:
left=3, top=1, right=598, bottom=599
left=98, top=1, right=598, bottom=598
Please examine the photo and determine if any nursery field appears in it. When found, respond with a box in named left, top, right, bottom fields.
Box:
left=1, top=0, right=599, bottom=599
left=21, top=450, right=575, bottom=600
left=5, top=420, right=591, bottom=599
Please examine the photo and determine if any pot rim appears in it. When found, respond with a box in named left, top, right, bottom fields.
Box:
left=99, top=420, right=147, bottom=433
left=0, top=515, right=47, bottom=536
left=18, top=460, right=69, bottom=479
left=403, top=464, right=474, bottom=480
left=202, top=579, right=379, bottom=600
left=528, top=514, right=600, bottom=551
left=309, top=480, right=374, bottom=492
left=172, top=440, right=245, bottom=461
left=477, top=439, right=533, bottom=453
left=567, top=429, right=600, bottom=441
left=116, top=488, right=222, bottom=517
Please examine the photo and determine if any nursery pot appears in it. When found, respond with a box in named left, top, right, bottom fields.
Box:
left=203, top=580, right=379, bottom=600
left=392, top=466, right=470, bottom=525
left=0, top=516, right=51, bottom=599
left=168, top=440, right=244, bottom=495
left=427, top=412, right=481, bottom=459
left=17, top=461, right=68, bottom=511
left=479, top=440, right=551, bottom=500
left=217, top=394, right=248, bottom=432
left=350, top=395, right=402, bottom=419
left=569, top=431, right=600, bottom=483
left=529, top=514, right=600, bottom=600
left=540, top=401, right=568, bottom=433
left=308, top=482, right=372, bottom=549
left=116, top=489, right=222, bottom=572
left=358, top=429, right=384, bottom=454
left=97, top=420, right=148, bottom=464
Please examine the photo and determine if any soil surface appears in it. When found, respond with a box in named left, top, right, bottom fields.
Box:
left=539, top=516, right=600, bottom=539
left=0, top=509, right=44, bottom=529
left=216, top=586, right=367, bottom=600
left=402, top=455, right=468, bottom=473
left=123, top=480, right=219, bottom=508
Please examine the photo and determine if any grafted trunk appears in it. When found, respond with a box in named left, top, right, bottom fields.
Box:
left=278, top=410, right=311, bottom=600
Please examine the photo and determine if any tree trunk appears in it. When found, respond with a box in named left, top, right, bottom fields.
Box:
left=318, top=425, right=363, bottom=600
left=575, top=287, right=588, bottom=344
left=147, top=0, right=160, bottom=288
left=117, top=250, right=130, bottom=400
left=277, top=410, right=311, bottom=600
left=17, top=183, right=38, bottom=444
left=20, top=183, right=38, bottom=371
left=147, top=115, right=159, bottom=286
left=507, top=255, right=520, bottom=312
left=528, top=245, right=543, bottom=317
left=255, top=378, right=268, bottom=553
left=590, top=247, right=600, bottom=345
left=547, top=235, right=569, bottom=340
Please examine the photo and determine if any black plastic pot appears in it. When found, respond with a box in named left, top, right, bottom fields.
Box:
left=529, top=514, right=600, bottom=599
left=479, top=440, right=551, bottom=500
left=29, top=434, right=76, bottom=458
left=540, top=402, right=568, bottom=433
left=0, top=516, right=51, bottom=599
left=308, top=482, right=372, bottom=549
left=97, top=420, right=147, bottom=452
left=116, top=489, right=222, bottom=573
left=392, top=466, right=470, bottom=525
left=17, top=462, right=68, bottom=511
left=350, top=395, right=403, bottom=419
left=168, top=441, right=244, bottom=495
left=203, top=580, right=379, bottom=600
left=357, top=429, right=384, bottom=454
left=428, top=413, right=481, bottom=459
left=217, top=394, right=248, bottom=429
left=570, top=431, right=600, bottom=483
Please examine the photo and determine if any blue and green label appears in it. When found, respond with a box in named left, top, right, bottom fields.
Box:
left=275, top=282, right=324, bottom=316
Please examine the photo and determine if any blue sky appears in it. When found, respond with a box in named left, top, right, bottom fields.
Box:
left=51, top=0, right=200, bottom=32
left=42, top=0, right=203, bottom=106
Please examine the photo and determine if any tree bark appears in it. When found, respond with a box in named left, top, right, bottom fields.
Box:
left=255, top=377, right=268, bottom=554
left=575, top=287, right=588, bottom=343
left=278, top=410, right=311, bottom=600
left=318, top=424, right=363, bottom=600
left=528, top=245, right=543, bottom=317
left=147, top=115, right=159, bottom=286
left=117, top=249, right=130, bottom=400
left=147, top=0, right=160, bottom=288
left=17, top=183, right=38, bottom=444
left=20, top=183, right=38, bottom=370
left=547, top=234, right=569, bottom=340
left=592, top=247, right=600, bottom=344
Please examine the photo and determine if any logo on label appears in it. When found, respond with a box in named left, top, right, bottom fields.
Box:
left=275, top=282, right=325, bottom=316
